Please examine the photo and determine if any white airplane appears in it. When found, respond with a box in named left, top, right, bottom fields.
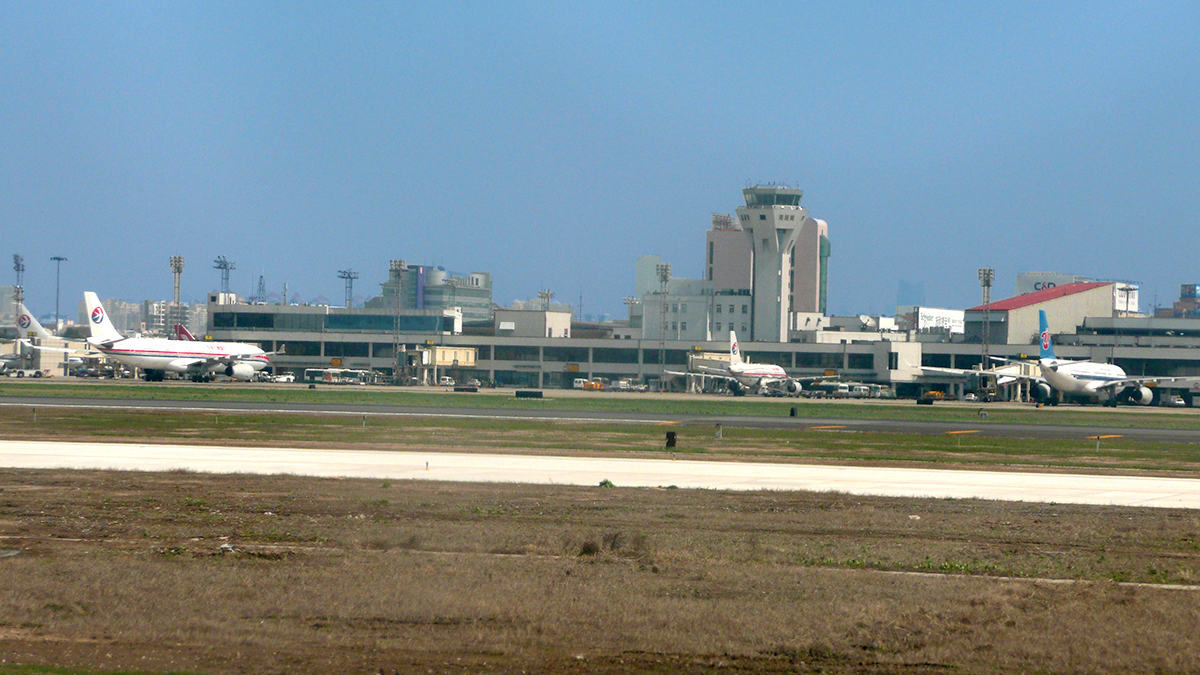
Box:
left=677, top=331, right=810, bottom=396
left=84, top=292, right=270, bottom=382
left=13, top=301, right=96, bottom=364
left=1033, top=309, right=1199, bottom=406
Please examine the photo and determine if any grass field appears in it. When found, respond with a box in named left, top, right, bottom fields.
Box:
left=1, top=470, right=1198, bottom=674
left=2, top=389, right=1200, bottom=673
left=5, top=379, right=1200, bottom=429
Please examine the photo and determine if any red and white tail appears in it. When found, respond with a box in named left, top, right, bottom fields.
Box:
left=729, top=330, right=744, bottom=366
left=174, top=324, right=196, bottom=341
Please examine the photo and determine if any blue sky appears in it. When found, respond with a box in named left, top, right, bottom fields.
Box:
left=4, top=2, right=1198, bottom=321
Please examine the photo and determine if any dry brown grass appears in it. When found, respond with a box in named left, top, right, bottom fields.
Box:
left=1, top=469, right=1199, bottom=674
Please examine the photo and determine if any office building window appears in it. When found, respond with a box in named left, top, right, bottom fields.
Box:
left=716, top=304, right=722, bottom=313
left=681, top=322, right=687, bottom=331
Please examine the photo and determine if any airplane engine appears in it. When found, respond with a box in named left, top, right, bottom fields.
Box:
left=1129, top=386, right=1155, bottom=405
left=1032, top=382, right=1054, bottom=402
left=785, top=380, right=802, bottom=396
left=225, top=363, right=256, bottom=381
left=729, top=380, right=745, bottom=396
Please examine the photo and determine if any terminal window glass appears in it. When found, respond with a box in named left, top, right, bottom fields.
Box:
left=236, top=313, right=275, bottom=329
left=593, top=347, right=638, bottom=364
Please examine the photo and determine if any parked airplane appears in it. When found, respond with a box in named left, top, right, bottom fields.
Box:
left=1034, top=309, right=1198, bottom=406
left=675, top=331, right=812, bottom=396
left=84, top=292, right=270, bottom=382
left=14, top=301, right=96, bottom=363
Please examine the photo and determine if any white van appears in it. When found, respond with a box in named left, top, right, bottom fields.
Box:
left=439, top=376, right=455, bottom=386
left=573, top=378, right=589, bottom=389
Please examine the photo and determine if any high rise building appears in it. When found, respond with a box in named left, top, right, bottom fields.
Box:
left=736, top=186, right=808, bottom=342
left=705, top=214, right=752, bottom=294
left=791, top=217, right=830, bottom=315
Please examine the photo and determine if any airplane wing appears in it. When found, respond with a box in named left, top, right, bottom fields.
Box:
left=20, top=340, right=100, bottom=358
left=1095, top=375, right=1200, bottom=393
left=919, top=364, right=1023, bottom=386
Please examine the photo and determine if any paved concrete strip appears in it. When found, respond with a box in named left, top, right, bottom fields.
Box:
left=3, top=440, right=1199, bottom=509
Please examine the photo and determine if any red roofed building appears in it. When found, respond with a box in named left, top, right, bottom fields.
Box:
left=964, top=282, right=1115, bottom=345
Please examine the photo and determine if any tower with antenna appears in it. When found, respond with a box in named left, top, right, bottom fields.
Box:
left=338, top=269, right=359, bottom=309
left=250, top=273, right=266, bottom=303
left=213, top=256, right=235, bottom=294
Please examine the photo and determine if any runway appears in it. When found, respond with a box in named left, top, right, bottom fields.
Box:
left=4, top=439, right=1199, bottom=509
left=4, top=394, right=1200, bottom=442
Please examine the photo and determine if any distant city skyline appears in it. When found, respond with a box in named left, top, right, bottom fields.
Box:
left=5, top=3, right=1198, bottom=319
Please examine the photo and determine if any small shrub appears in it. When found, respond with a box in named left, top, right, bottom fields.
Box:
left=579, top=540, right=600, bottom=556
left=598, top=479, right=615, bottom=488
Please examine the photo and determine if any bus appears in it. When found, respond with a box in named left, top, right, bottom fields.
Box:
left=303, top=368, right=376, bottom=385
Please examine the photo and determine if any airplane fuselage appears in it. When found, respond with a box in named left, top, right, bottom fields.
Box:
left=92, top=337, right=268, bottom=376
left=1040, top=359, right=1126, bottom=396
left=729, top=363, right=788, bottom=388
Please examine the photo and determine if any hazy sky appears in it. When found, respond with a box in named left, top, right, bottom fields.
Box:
left=4, top=2, right=1198, bottom=321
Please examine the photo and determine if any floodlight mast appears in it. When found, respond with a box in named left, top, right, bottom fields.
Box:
left=656, top=263, right=671, bottom=384
left=338, top=269, right=359, bottom=309
left=169, top=256, right=184, bottom=331
left=978, top=267, right=995, bottom=395
left=50, top=256, right=67, bottom=330
left=213, top=256, right=235, bottom=294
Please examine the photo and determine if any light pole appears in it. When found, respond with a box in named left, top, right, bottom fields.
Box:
left=51, top=256, right=67, bottom=331
left=655, top=263, right=671, bottom=384
left=978, top=267, right=994, bottom=399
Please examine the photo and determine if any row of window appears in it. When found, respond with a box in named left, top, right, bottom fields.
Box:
left=264, top=343, right=877, bottom=371
left=212, top=312, right=445, bottom=333
left=712, top=323, right=748, bottom=333
left=714, top=304, right=748, bottom=314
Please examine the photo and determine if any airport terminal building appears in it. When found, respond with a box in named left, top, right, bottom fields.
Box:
left=206, top=280, right=1200, bottom=400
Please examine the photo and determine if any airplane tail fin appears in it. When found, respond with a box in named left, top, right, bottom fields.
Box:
left=84, top=292, right=124, bottom=344
left=730, top=330, right=744, bottom=366
left=16, top=302, right=54, bottom=339
left=1038, top=310, right=1057, bottom=361
left=174, top=324, right=196, bottom=341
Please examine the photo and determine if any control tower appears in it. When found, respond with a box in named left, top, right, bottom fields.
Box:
left=736, top=185, right=809, bottom=342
